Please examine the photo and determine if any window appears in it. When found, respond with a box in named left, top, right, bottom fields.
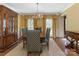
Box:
left=27, top=18, right=34, bottom=30
left=46, top=18, right=53, bottom=37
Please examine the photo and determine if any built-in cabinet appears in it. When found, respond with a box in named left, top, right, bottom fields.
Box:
left=0, top=5, right=18, bottom=52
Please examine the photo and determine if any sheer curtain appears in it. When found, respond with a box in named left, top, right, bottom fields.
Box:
left=46, top=18, right=53, bottom=37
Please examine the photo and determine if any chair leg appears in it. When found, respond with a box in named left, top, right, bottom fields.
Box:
left=27, top=52, right=30, bottom=56
left=23, top=41, right=24, bottom=48
left=47, top=43, right=49, bottom=50
left=27, top=51, right=41, bottom=56
left=23, top=40, right=27, bottom=48
left=23, top=41, right=25, bottom=48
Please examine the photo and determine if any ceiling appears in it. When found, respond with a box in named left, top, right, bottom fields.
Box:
left=0, top=3, right=74, bottom=15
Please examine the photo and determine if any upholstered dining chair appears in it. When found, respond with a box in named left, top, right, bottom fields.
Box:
left=22, top=28, right=27, bottom=48
left=22, top=28, right=27, bottom=34
left=26, top=30, right=42, bottom=56
left=41, top=28, right=50, bottom=50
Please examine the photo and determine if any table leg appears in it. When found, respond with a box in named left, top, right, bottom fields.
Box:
left=76, top=40, right=79, bottom=53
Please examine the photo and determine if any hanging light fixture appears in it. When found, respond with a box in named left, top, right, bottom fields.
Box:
left=36, top=3, right=41, bottom=19
left=33, top=3, right=43, bottom=19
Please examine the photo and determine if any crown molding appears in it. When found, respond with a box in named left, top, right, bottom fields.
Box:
left=61, top=3, right=75, bottom=16
left=0, top=3, right=19, bottom=13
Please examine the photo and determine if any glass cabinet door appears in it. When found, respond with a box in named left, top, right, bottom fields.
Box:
left=8, top=16, right=14, bottom=33
left=0, top=14, right=2, bottom=33
left=3, top=14, right=6, bottom=32
left=14, top=17, right=18, bottom=33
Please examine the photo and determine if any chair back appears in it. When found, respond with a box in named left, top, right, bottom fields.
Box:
left=22, top=28, right=27, bottom=35
left=26, top=30, right=41, bottom=52
left=45, top=28, right=51, bottom=41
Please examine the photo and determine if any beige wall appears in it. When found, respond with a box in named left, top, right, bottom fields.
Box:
left=56, top=16, right=64, bottom=37
left=19, top=15, right=27, bottom=29
left=62, top=4, right=79, bottom=32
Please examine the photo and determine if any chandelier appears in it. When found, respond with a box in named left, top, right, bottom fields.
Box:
left=35, top=3, right=43, bottom=19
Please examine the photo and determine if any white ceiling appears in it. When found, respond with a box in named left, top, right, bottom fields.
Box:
left=0, top=3, right=74, bottom=14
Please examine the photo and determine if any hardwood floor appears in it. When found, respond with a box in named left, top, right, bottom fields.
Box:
left=55, top=37, right=79, bottom=56
left=0, top=37, right=78, bottom=56
left=5, top=38, right=65, bottom=56
left=54, top=37, right=65, bottom=52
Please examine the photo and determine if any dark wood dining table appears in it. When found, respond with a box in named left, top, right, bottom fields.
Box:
left=66, top=31, right=79, bottom=54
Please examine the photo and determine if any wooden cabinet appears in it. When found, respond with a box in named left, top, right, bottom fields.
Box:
left=0, top=5, right=18, bottom=52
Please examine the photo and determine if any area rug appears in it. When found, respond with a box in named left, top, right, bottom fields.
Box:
left=5, top=39, right=65, bottom=56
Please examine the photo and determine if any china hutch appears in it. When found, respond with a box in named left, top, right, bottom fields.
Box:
left=0, top=5, right=18, bottom=52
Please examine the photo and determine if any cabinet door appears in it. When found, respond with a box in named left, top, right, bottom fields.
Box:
left=8, top=16, right=14, bottom=33
left=0, top=13, right=2, bottom=33
left=0, top=37, right=3, bottom=49
left=6, top=34, right=15, bottom=46
left=14, top=17, right=18, bottom=33
left=2, top=14, right=8, bottom=35
left=3, top=14, right=6, bottom=33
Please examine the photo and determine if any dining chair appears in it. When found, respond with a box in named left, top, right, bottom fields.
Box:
left=22, top=28, right=27, bottom=48
left=41, top=28, right=50, bottom=50
left=26, top=30, right=42, bottom=56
